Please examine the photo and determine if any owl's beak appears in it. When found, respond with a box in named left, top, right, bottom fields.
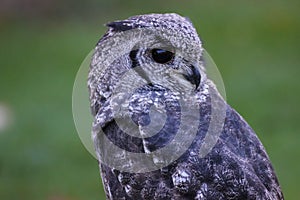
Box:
left=183, top=64, right=201, bottom=90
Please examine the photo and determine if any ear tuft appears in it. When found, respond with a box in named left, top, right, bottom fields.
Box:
left=106, top=21, right=134, bottom=32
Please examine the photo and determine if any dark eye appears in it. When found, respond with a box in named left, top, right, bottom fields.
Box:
left=151, top=48, right=174, bottom=64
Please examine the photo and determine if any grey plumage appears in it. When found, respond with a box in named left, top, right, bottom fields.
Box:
left=88, top=13, right=284, bottom=200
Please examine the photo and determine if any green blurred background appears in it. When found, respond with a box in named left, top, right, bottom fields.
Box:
left=0, top=0, right=299, bottom=199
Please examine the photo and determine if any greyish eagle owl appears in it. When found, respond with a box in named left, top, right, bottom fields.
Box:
left=88, top=13, right=284, bottom=200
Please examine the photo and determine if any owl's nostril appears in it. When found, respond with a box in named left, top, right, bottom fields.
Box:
left=183, top=64, right=201, bottom=90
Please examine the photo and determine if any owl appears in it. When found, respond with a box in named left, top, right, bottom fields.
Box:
left=88, top=13, right=284, bottom=200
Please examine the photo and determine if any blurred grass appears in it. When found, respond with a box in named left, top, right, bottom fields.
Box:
left=0, top=0, right=299, bottom=199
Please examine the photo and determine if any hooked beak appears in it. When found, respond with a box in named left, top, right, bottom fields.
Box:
left=183, top=64, right=201, bottom=90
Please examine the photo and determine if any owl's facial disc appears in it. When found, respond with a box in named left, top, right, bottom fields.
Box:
left=129, top=47, right=201, bottom=91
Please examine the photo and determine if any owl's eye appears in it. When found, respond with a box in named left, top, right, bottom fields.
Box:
left=151, top=48, right=174, bottom=64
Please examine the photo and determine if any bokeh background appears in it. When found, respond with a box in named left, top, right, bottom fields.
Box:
left=0, top=0, right=299, bottom=199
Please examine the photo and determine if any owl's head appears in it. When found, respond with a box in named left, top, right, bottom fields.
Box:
left=89, top=13, right=206, bottom=116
